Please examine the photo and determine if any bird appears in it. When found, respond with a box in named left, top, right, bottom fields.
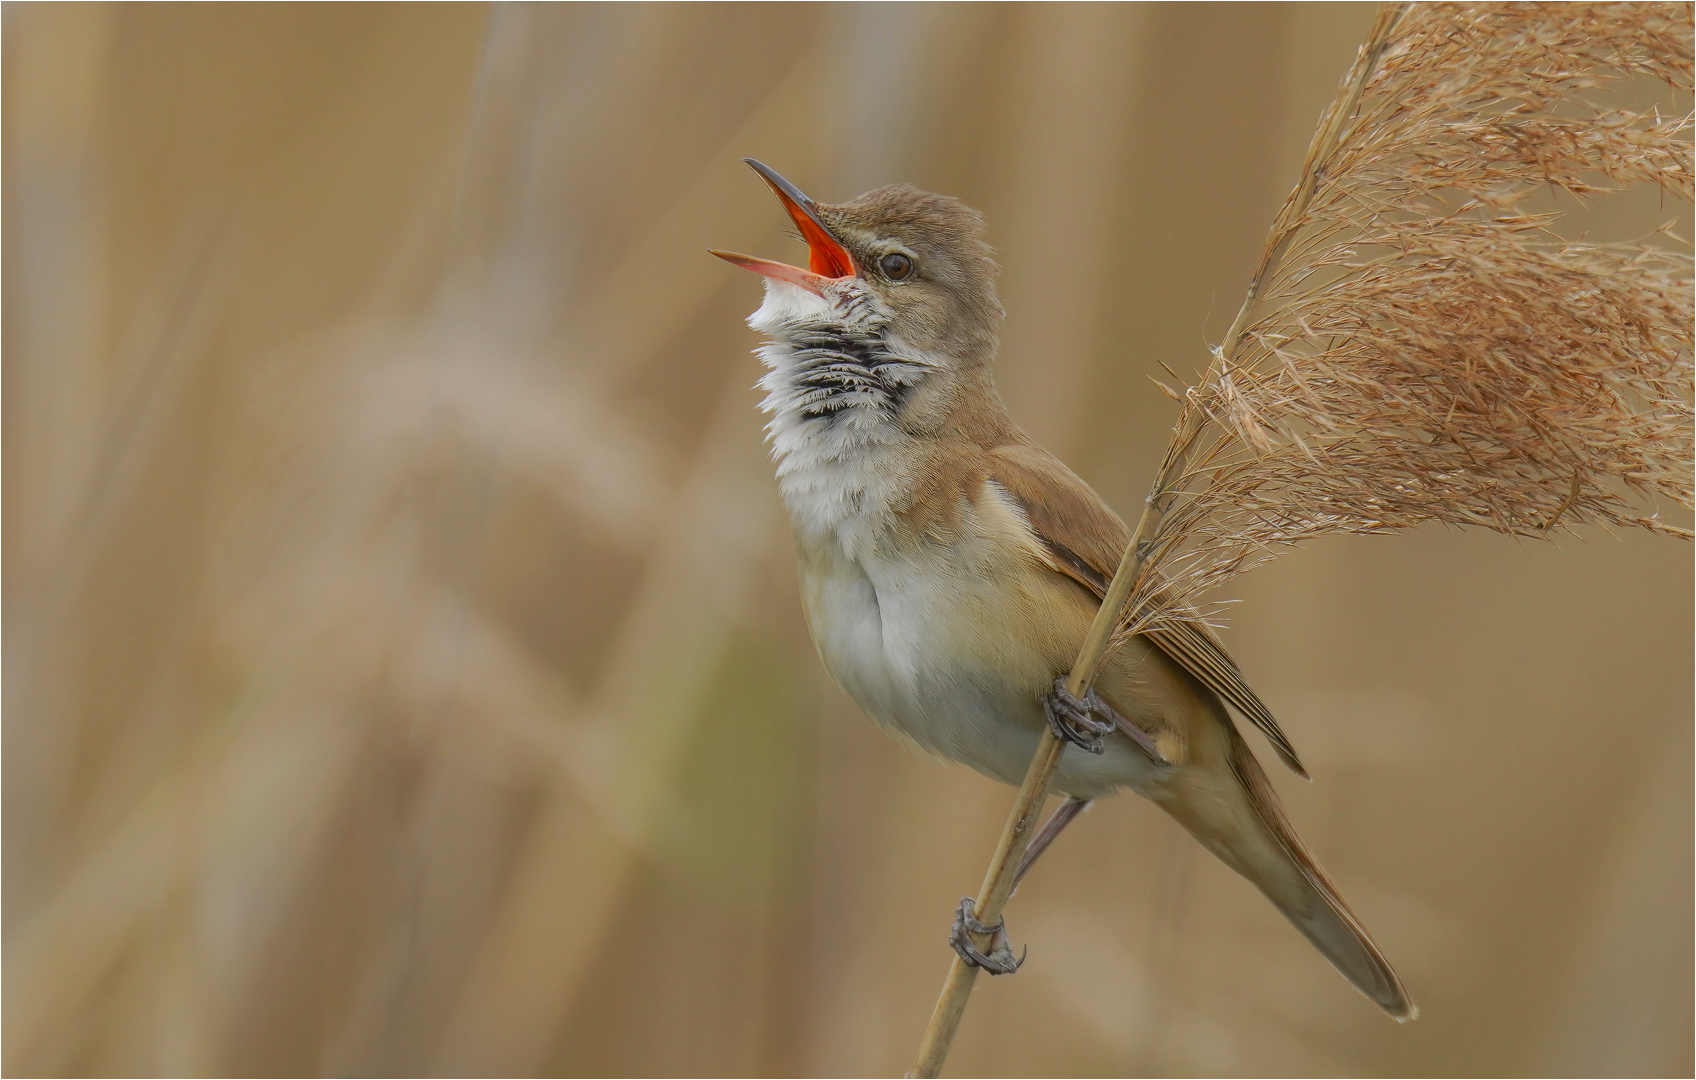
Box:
left=712, top=158, right=1413, bottom=1020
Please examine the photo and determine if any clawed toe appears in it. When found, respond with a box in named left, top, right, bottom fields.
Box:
left=1043, top=678, right=1173, bottom=766
left=1043, top=679, right=1115, bottom=754
left=949, top=897, right=1025, bottom=975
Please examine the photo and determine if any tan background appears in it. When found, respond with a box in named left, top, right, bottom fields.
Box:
left=5, top=3, right=1690, bottom=1076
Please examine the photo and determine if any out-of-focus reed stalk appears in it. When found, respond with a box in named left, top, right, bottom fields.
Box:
left=913, top=3, right=1692, bottom=1074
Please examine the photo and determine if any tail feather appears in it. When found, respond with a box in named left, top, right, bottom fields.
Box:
left=1224, top=729, right=1416, bottom=1020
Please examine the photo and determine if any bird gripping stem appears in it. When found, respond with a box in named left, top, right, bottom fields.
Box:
left=909, top=499, right=1161, bottom=1078
left=910, top=8, right=1411, bottom=1074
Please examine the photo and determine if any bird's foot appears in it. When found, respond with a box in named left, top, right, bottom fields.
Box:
left=1044, top=678, right=1172, bottom=766
left=1043, top=679, right=1117, bottom=754
left=949, top=897, right=1024, bottom=975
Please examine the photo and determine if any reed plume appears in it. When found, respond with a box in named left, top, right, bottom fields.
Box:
left=1118, top=0, right=1694, bottom=641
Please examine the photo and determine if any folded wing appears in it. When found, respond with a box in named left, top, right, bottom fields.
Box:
left=988, top=439, right=1308, bottom=777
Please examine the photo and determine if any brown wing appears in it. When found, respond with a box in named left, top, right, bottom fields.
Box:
left=988, top=439, right=1309, bottom=778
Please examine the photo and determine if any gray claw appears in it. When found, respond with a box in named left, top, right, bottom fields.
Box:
left=949, top=897, right=1025, bottom=975
left=1045, top=678, right=1173, bottom=766
left=1043, top=679, right=1115, bottom=754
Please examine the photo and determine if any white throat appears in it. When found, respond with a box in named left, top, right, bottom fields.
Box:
left=747, top=279, right=936, bottom=554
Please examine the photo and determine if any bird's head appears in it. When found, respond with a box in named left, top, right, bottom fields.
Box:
left=714, top=159, right=1004, bottom=371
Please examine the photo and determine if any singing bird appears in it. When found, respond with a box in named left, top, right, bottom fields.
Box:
left=713, top=159, right=1413, bottom=1019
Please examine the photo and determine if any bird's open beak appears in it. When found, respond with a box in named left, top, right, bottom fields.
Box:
left=711, top=158, right=857, bottom=296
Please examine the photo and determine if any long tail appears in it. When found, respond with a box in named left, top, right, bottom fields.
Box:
left=1158, top=721, right=1415, bottom=1020
left=1224, top=727, right=1414, bottom=1019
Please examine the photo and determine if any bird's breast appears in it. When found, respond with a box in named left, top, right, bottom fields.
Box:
left=792, top=476, right=1099, bottom=782
left=781, top=460, right=1175, bottom=800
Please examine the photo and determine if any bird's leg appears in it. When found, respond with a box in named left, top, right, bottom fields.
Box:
left=1014, top=795, right=1092, bottom=886
left=953, top=697, right=1169, bottom=977
left=1045, top=677, right=1170, bottom=765
left=948, top=897, right=1025, bottom=975
left=948, top=797, right=1092, bottom=975
left=1043, top=679, right=1115, bottom=754
left=1044, top=678, right=1166, bottom=762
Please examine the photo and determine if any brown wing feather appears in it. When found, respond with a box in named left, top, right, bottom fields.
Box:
left=1143, top=620, right=1308, bottom=778
left=988, top=439, right=1309, bottom=778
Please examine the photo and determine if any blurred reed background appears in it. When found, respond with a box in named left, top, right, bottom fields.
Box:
left=4, top=3, right=1690, bottom=1076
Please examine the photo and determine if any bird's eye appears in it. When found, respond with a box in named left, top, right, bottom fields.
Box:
left=879, top=252, right=914, bottom=280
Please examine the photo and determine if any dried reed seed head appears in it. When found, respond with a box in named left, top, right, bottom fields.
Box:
left=1119, top=1, right=1694, bottom=638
